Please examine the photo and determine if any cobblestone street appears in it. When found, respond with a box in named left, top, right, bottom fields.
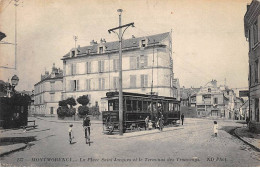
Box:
left=1, top=117, right=259, bottom=166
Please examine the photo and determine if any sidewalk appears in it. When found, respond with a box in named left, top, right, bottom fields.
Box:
left=0, top=128, right=36, bottom=157
left=33, top=116, right=102, bottom=124
left=108, top=126, right=184, bottom=139
left=234, top=127, right=260, bottom=152
left=0, top=143, right=27, bottom=157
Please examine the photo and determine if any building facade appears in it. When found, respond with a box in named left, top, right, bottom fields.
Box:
left=34, top=64, right=63, bottom=115
left=244, top=0, right=260, bottom=122
left=196, top=80, right=230, bottom=118
left=62, top=32, right=176, bottom=111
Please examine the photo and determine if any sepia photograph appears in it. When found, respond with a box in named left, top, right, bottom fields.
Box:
left=0, top=0, right=259, bottom=167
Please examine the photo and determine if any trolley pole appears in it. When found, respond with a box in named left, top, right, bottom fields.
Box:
left=108, top=9, right=134, bottom=135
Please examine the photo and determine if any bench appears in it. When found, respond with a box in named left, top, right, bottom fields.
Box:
left=21, top=120, right=38, bottom=129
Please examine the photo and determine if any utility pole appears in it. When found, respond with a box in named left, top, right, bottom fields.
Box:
left=14, top=0, right=19, bottom=70
left=108, top=9, right=134, bottom=135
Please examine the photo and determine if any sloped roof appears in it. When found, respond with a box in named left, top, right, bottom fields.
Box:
left=63, top=32, right=170, bottom=58
left=34, top=72, right=63, bottom=86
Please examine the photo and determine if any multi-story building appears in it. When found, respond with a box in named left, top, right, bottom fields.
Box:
left=244, top=0, right=260, bottom=122
left=34, top=64, right=63, bottom=115
left=61, top=32, right=176, bottom=110
left=196, top=80, right=230, bottom=118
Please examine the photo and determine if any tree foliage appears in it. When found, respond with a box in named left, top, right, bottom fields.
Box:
left=77, top=95, right=90, bottom=106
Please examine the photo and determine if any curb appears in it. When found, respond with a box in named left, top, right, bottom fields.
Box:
left=108, top=127, right=184, bottom=139
left=0, top=144, right=28, bottom=157
left=234, top=128, right=260, bottom=152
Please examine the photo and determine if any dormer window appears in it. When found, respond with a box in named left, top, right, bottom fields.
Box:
left=99, top=47, right=103, bottom=54
left=141, top=39, right=146, bottom=47
left=71, top=50, right=75, bottom=57
left=87, top=49, right=91, bottom=54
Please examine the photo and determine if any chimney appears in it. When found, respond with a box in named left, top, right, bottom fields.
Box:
left=211, top=79, right=217, bottom=86
left=132, top=35, right=135, bottom=38
left=90, top=40, right=97, bottom=45
left=78, top=45, right=80, bottom=49
left=100, top=38, right=106, bottom=43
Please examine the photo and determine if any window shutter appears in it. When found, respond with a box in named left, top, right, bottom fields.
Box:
left=98, top=61, right=101, bottom=72
left=141, top=75, right=144, bottom=87
left=136, top=57, right=140, bottom=69
left=145, top=75, right=148, bottom=87
left=99, top=78, right=101, bottom=90
left=130, top=57, right=135, bottom=69
left=102, top=78, right=105, bottom=90
left=144, top=56, right=148, bottom=67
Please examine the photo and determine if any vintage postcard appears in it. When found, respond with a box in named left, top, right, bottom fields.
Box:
left=0, top=0, right=259, bottom=167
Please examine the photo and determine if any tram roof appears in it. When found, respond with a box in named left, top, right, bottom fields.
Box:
left=102, top=91, right=179, bottom=101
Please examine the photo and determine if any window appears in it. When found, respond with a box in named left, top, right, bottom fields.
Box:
left=71, top=80, right=77, bottom=91
left=253, top=20, right=258, bottom=45
left=130, top=56, right=144, bottom=69
left=71, top=50, right=75, bottom=57
left=76, top=80, right=80, bottom=91
left=113, top=77, right=119, bottom=90
left=99, top=47, right=103, bottom=54
left=71, top=63, right=77, bottom=75
left=87, top=49, right=91, bottom=54
left=113, top=59, right=119, bottom=71
left=86, top=79, right=91, bottom=91
left=50, top=94, right=54, bottom=102
left=50, top=82, right=55, bottom=91
left=99, top=78, right=105, bottom=90
left=130, top=56, right=136, bottom=69
left=255, top=60, right=259, bottom=83
left=130, top=75, right=136, bottom=88
left=141, top=39, right=146, bottom=47
left=140, top=55, right=148, bottom=68
left=208, top=88, right=211, bottom=93
left=250, top=65, right=252, bottom=86
left=214, top=98, right=218, bottom=104
left=98, top=60, right=105, bottom=73
left=86, top=62, right=91, bottom=74
left=140, top=74, right=148, bottom=88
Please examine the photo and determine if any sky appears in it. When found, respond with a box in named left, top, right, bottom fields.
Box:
left=0, top=0, right=251, bottom=91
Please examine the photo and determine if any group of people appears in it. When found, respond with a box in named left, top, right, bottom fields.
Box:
left=68, top=115, right=91, bottom=144
left=144, top=115, right=164, bottom=131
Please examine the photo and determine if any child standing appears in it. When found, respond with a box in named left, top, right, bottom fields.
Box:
left=69, top=124, right=74, bottom=144
left=213, top=121, right=218, bottom=137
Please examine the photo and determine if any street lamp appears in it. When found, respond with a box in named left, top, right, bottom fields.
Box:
left=6, top=75, right=19, bottom=97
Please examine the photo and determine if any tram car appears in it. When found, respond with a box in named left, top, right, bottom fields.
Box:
left=101, top=91, right=180, bottom=133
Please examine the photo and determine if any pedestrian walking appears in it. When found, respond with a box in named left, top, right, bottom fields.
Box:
left=68, top=124, right=74, bottom=144
left=213, top=121, right=218, bottom=137
left=159, top=116, right=164, bottom=131
left=181, top=113, right=184, bottom=125
left=145, top=116, right=149, bottom=130
left=148, top=120, right=153, bottom=130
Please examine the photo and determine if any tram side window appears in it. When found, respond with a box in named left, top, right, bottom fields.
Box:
left=126, top=100, right=132, bottom=111
left=143, top=101, right=148, bottom=111
left=147, top=101, right=152, bottom=111
left=163, top=102, right=169, bottom=112
left=169, top=103, right=174, bottom=111
left=114, top=100, right=119, bottom=110
left=152, top=102, right=157, bottom=112
left=138, top=101, right=142, bottom=111
left=133, top=100, right=137, bottom=111
left=174, top=104, right=179, bottom=111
